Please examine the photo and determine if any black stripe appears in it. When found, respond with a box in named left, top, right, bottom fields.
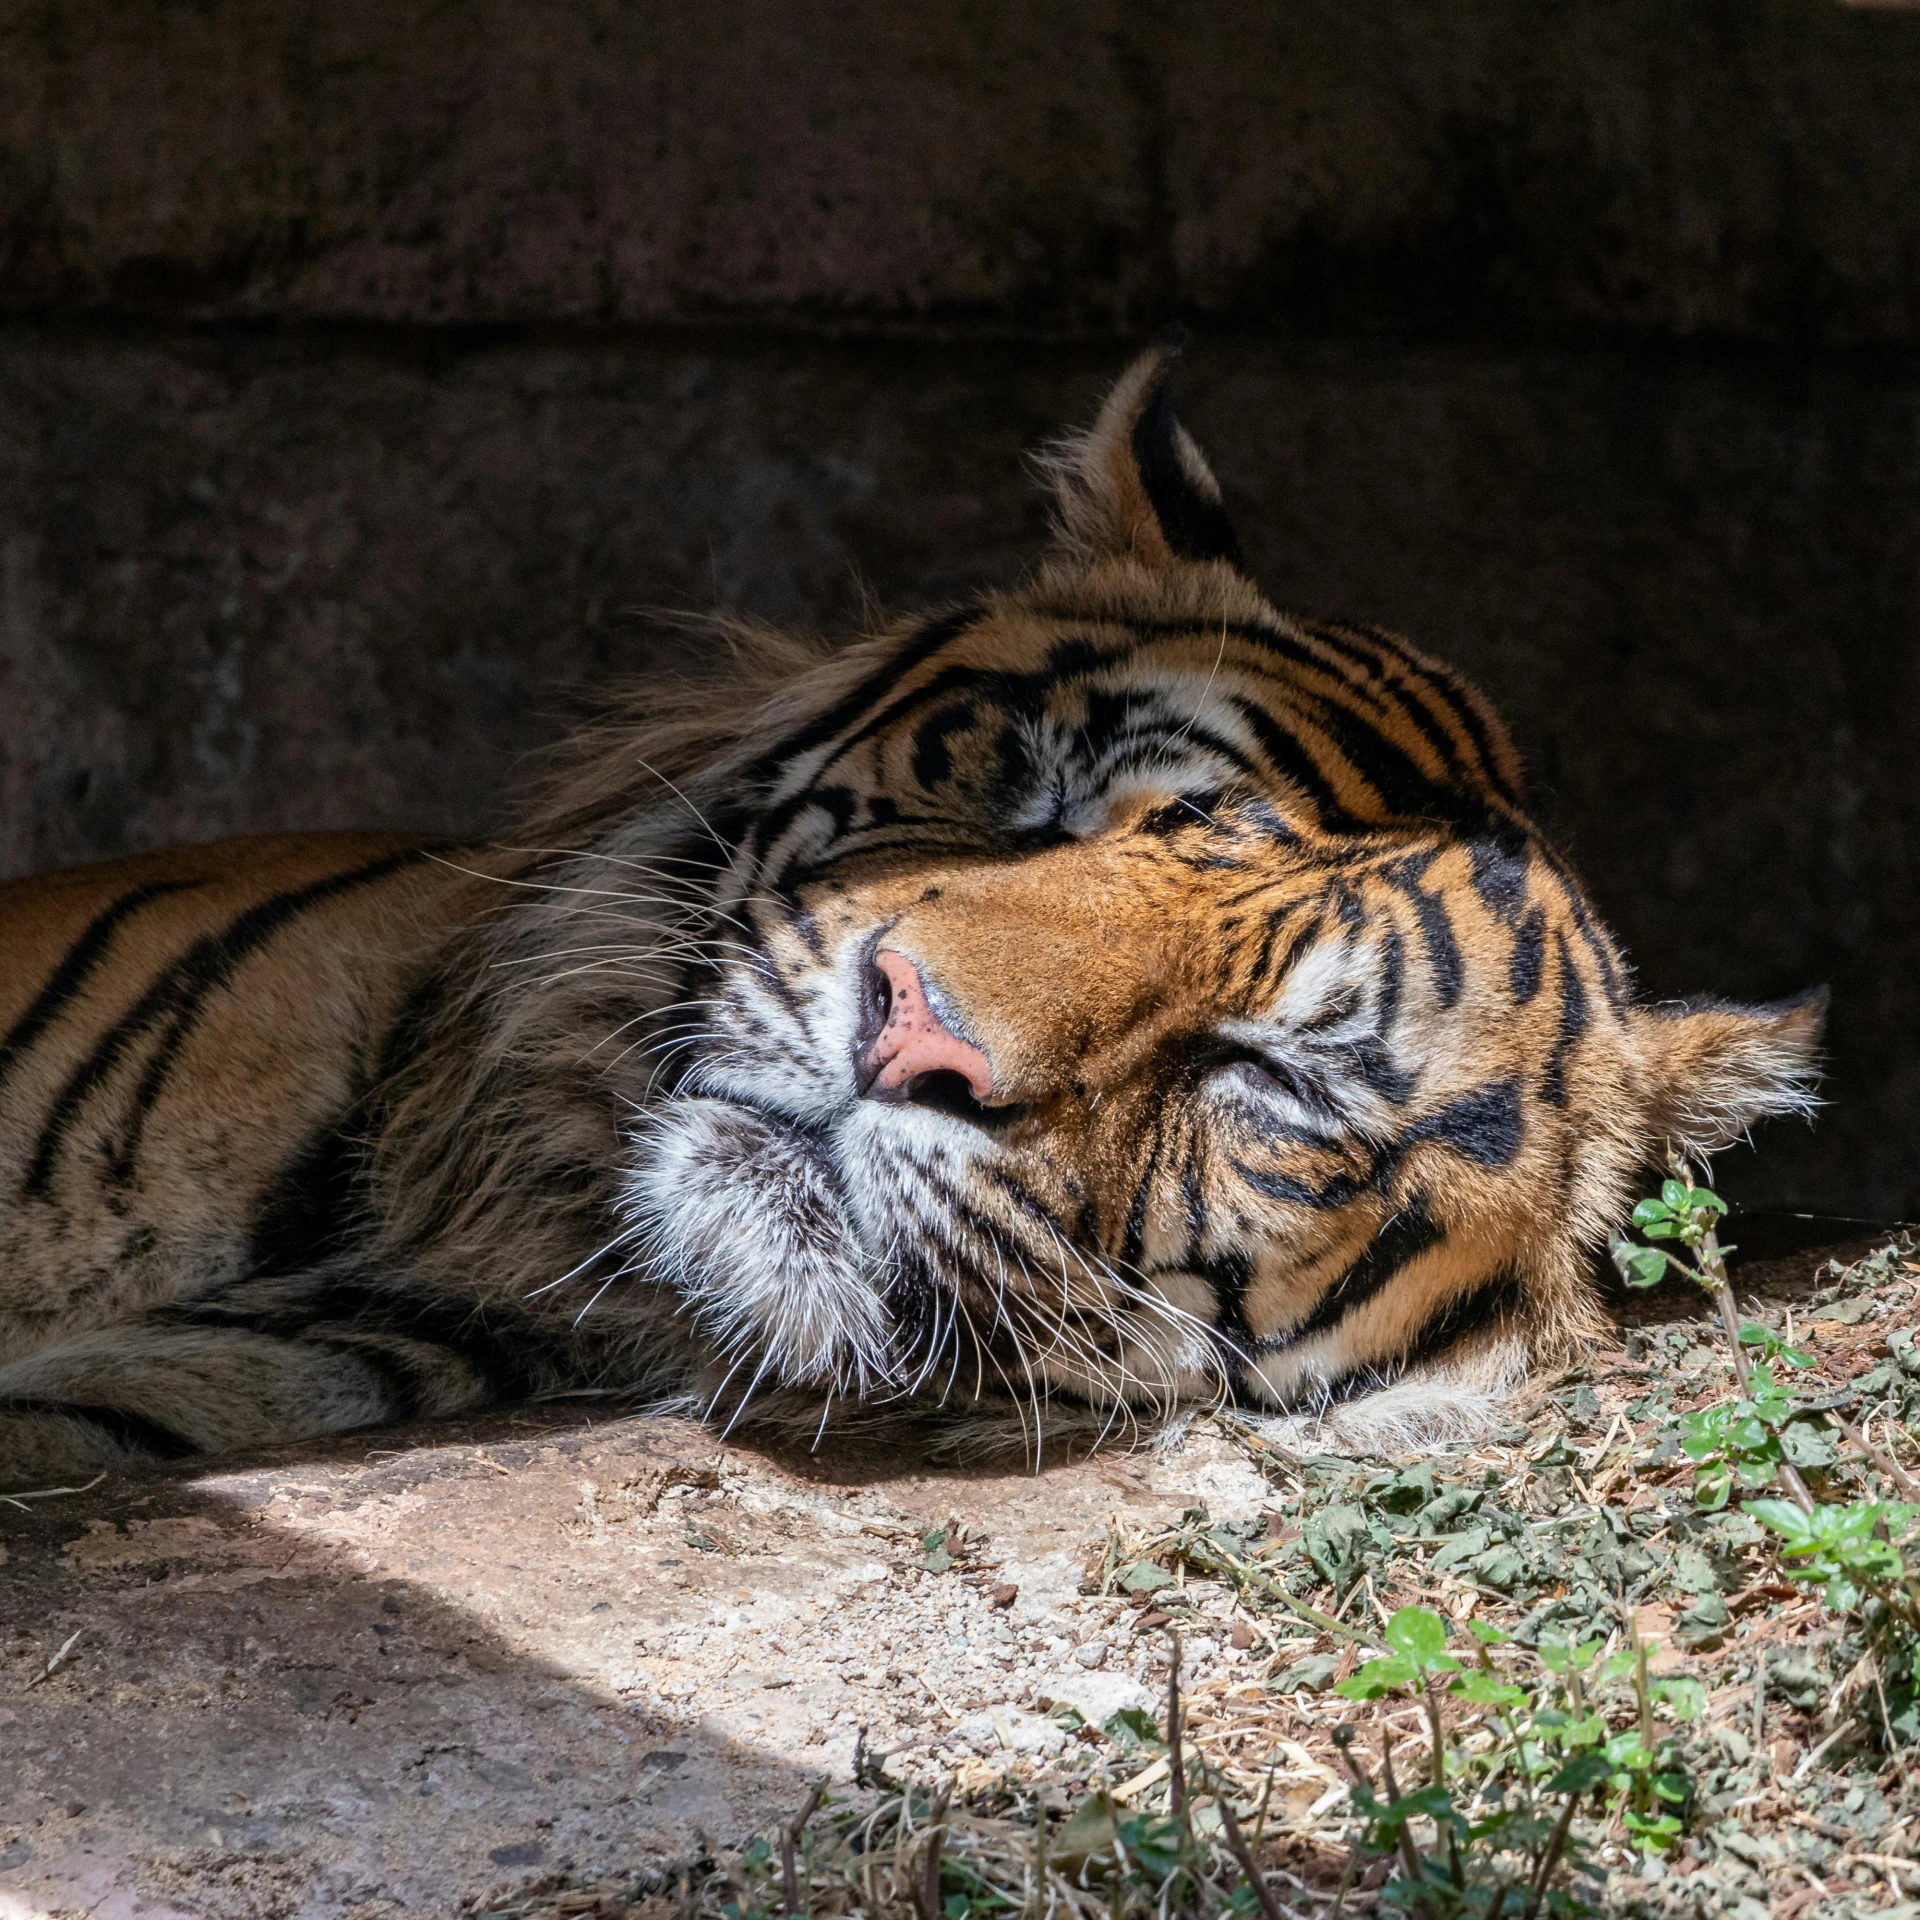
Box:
left=1202, top=1250, right=1254, bottom=1355
left=164, top=1280, right=565, bottom=1401
left=1344, top=623, right=1526, bottom=811
left=1383, top=1078, right=1524, bottom=1175
left=978, top=1164, right=1059, bottom=1231
left=1, top=1398, right=198, bottom=1460
left=1561, top=883, right=1628, bottom=1011
left=1232, top=1156, right=1369, bottom=1212
left=1000, top=605, right=1527, bottom=817
left=1347, top=1035, right=1416, bottom=1106
left=744, top=603, right=987, bottom=784
left=1306, top=691, right=1497, bottom=835
left=1509, top=906, right=1546, bottom=1003
left=248, top=1120, right=370, bottom=1277
left=1395, top=1268, right=1528, bottom=1372
left=24, top=850, right=428, bottom=1201
left=296, top=1333, right=434, bottom=1421
left=1467, top=837, right=1533, bottom=923
left=910, top=702, right=977, bottom=790
left=1130, top=377, right=1244, bottom=568
left=1384, top=853, right=1464, bottom=1008
left=1313, top=1268, right=1528, bottom=1406
left=1234, top=1078, right=1523, bottom=1210
left=1258, top=1196, right=1445, bottom=1354
left=796, top=634, right=1119, bottom=808
left=1231, top=696, right=1367, bottom=831
left=1375, top=926, right=1405, bottom=1031
left=1249, top=900, right=1305, bottom=987
left=0, top=879, right=201, bottom=1097
left=1539, top=931, right=1591, bottom=1109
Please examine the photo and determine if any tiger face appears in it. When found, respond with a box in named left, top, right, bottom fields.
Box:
left=629, top=346, right=1822, bottom=1446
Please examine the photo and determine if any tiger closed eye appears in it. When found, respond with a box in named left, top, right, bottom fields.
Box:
left=1206, top=1045, right=1331, bottom=1113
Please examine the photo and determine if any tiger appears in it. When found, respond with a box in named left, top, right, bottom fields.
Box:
left=0, top=341, right=1823, bottom=1482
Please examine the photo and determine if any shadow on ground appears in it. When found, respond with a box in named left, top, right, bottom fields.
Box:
left=0, top=1399, right=1268, bottom=1919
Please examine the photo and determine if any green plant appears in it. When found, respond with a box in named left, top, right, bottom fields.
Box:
left=1614, top=1154, right=1920, bottom=1747
left=1322, top=1606, right=1703, bottom=1917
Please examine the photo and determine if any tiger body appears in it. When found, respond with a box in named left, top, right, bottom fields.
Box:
left=0, top=347, right=1820, bottom=1478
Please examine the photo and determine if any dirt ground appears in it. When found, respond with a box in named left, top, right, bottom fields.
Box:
left=0, top=1395, right=1283, bottom=1919
left=0, top=1220, right=1897, bottom=1920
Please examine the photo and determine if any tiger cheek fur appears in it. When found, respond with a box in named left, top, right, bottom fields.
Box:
left=0, top=340, right=1825, bottom=1475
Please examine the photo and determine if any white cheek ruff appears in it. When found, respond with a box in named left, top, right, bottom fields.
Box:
left=620, top=1099, right=893, bottom=1394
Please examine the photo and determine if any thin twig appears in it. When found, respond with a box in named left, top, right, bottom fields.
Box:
left=0, top=1471, right=107, bottom=1512
left=1166, top=1627, right=1186, bottom=1820
left=1377, top=1735, right=1433, bottom=1920
left=25, top=1628, right=82, bottom=1689
left=1838, top=1413, right=1920, bottom=1499
left=781, top=1784, right=825, bottom=1915
left=1519, top=1786, right=1587, bottom=1920
left=911, top=1791, right=950, bottom=1920
left=1216, top=1792, right=1284, bottom=1920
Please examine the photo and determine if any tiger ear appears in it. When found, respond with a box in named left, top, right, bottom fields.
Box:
left=1631, top=989, right=1826, bottom=1157
left=1043, top=332, right=1244, bottom=572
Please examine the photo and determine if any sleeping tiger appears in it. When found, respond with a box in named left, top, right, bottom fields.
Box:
left=0, top=343, right=1822, bottom=1480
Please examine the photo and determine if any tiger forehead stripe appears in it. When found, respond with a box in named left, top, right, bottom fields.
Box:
left=760, top=609, right=1521, bottom=822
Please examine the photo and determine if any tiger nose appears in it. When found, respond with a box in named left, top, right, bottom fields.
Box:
left=856, top=949, right=995, bottom=1103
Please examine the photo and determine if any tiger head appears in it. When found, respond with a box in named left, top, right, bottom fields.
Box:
left=624, top=345, right=1822, bottom=1448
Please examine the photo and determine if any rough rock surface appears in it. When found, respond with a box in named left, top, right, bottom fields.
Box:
left=3, top=2, right=1919, bottom=342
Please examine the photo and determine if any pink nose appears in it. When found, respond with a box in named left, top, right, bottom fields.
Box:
left=859, top=949, right=994, bottom=1102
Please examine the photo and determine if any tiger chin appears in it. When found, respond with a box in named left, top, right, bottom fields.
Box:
left=0, top=341, right=1823, bottom=1482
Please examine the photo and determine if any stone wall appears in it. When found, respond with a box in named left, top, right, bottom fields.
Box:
left=4, top=1, right=1919, bottom=340
left=2, top=2, right=1917, bottom=1216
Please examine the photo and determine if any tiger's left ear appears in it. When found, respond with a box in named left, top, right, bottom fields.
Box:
left=1044, top=333, right=1245, bottom=572
left=1630, top=989, right=1826, bottom=1157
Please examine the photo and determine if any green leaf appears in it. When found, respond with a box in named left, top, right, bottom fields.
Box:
left=1384, top=1607, right=1451, bottom=1667
left=1738, top=1323, right=1814, bottom=1368
left=1049, top=1794, right=1118, bottom=1869
left=1117, top=1559, right=1174, bottom=1593
left=1336, top=1653, right=1419, bottom=1699
left=1537, top=1636, right=1604, bottom=1673
left=1464, top=1619, right=1510, bottom=1645
left=1450, top=1670, right=1526, bottom=1708
left=1660, top=1180, right=1691, bottom=1211
left=1652, top=1676, right=1707, bottom=1721
left=1269, top=1652, right=1342, bottom=1695
left=1103, top=1707, right=1163, bottom=1748
left=1744, top=1498, right=1815, bottom=1547
left=1621, top=1248, right=1670, bottom=1289
left=1623, top=1809, right=1685, bottom=1850
left=1546, top=1753, right=1612, bottom=1795
left=1781, top=1420, right=1842, bottom=1470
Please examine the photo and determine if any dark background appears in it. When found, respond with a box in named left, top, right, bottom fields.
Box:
left=1, top=1, right=1916, bottom=1216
